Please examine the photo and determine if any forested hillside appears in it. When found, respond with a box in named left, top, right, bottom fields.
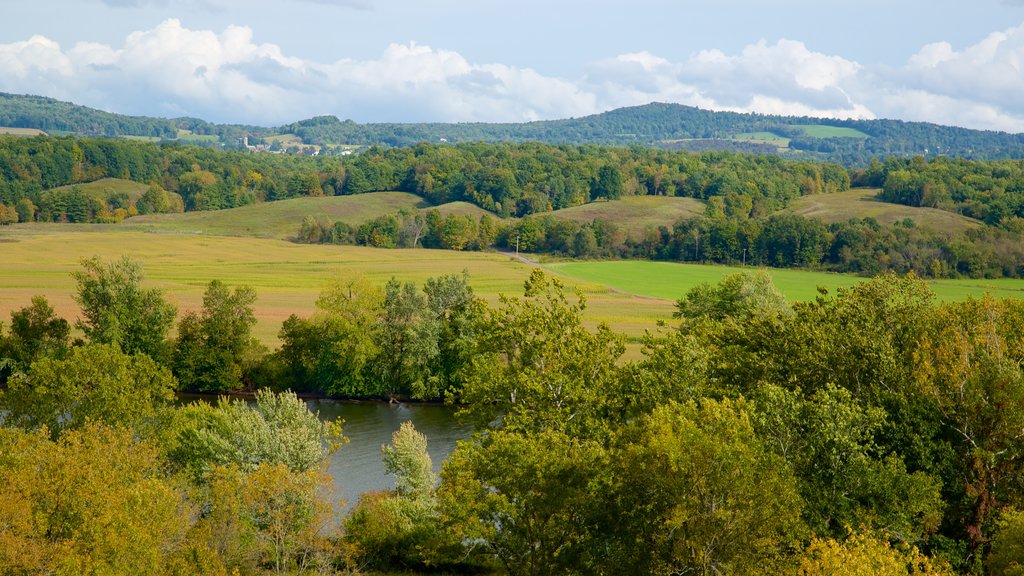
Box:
left=3, top=92, right=1023, bottom=165
left=3, top=135, right=1024, bottom=278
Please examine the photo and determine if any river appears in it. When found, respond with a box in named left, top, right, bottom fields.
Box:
left=307, top=400, right=474, bottom=510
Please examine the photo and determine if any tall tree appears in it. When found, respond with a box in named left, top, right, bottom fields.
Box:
left=72, top=256, right=177, bottom=361
left=173, top=280, right=259, bottom=393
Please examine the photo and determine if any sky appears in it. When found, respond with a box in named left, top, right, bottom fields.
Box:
left=2, top=0, right=1024, bottom=132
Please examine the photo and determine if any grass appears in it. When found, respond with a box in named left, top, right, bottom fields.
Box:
left=545, top=260, right=1024, bottom=303
left=787, top=188, right=982, bottom=233
left=0, top=227, right=675, bottom=351
left=433, top=201, right=498, bottom=220
left=793, top=124, right=870, bottom=139
left=732, top=132, right=791, bottom=147
left=0, top=127, right=48, bottom=136
left=124, top=193, right=706, bottom=241
left=49, top=177, right=150, bottom=198
left=125, top=192, right=428, bottom=239
left=549, top=195, right=705, bottom=237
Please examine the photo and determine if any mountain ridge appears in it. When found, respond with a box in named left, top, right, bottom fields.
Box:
left=2, top=92, right=1023, bottom=166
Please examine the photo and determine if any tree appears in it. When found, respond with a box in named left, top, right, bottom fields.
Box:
left=798, top=532, right=954, bottom=576
left=988, top=508, right=1024, bottom=576
left=0, top=295, right=70, bottom=382
left=14, top=198, right=34, bottom=222
left=277, top=272, right=383, bottom=396
left=170, top=388, right=344, bottom=477
left=752, top=384, right=943, bottom=542
left=593, top=164, right=623, bottom=200
left=72, top=256, right=177, bottom=361
left=0, top=203, right=17, bottom=225
left=174, top=280, right=259, bottom=393
left=418, top=272, right=483, bottom=400
left=606, top=398, right=805, bottom=575
left=0, top=423, right=194, bottom=575
left=439, top=428, right=609, bottom=576
left=456, top=269, right=625, bottom=438
left=914, top=296, right=1024, bottom=551
left=674, top=270, right=790, bottom=324
left=0, top=344, right=176, bottom=437
left=345, top=422, right=453, bottom=570
left=375, top=279, right=438, bottom=397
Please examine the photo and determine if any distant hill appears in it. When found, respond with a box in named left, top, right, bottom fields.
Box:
left=3, top=92, right=1023, bottom=165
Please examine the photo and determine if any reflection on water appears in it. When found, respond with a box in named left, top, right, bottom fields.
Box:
left=309, top=401, right=474, bottom=510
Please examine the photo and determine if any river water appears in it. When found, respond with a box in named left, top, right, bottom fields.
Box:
left=175, top=396, right=474, bottom=511
left=308, top=400, right=474, bottom=510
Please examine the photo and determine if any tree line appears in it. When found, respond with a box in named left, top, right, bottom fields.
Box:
left=7, top=93, right=1024, bottom=164
left=3, top=262, right=1024, bottom=574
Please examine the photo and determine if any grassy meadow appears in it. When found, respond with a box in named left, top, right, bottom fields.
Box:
left=126, top=192, right=428, bottom=239
left=550, top=195, right=704, bottom=235
left=546, top=259, right=1024, bottom=302
left=50, top=177, right=151, bottom=200
left=0, top=226, right=675, bottom=350
left=786, top=188, right=983, bottom=232
left=4, top=187, right=1023, bottom=356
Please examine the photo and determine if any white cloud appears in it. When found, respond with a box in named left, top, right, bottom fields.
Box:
left=0, top=19, right=1023, bottom=132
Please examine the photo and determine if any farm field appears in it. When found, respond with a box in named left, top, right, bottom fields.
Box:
left=786, top=188, right=983, bottom=232
left=0, top=227, right=675, bottom=350
left=546, top=259, right=1024, bottom=303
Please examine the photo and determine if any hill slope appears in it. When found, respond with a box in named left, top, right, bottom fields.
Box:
left=4, top=93, right=1023, bottom=165
left=786, top=188, right=984, bottom=233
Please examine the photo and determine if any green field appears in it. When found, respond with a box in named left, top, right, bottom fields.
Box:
left=546, top=260, right=1024, bottom=303
left=793, top=124, right=871, bottom=139
left=787, top=188, right=982, bottom=232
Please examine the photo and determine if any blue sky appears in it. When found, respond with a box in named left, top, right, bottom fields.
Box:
left=2, top=0, right=1024, bottom=131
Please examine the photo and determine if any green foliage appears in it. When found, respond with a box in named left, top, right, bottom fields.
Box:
left=375, top=279, right=439, bottom=396
left=456, top=269, right=625, bottom=437
left=0, top=344, right=175, bottom=437
left=277, top=272, right=383, bottom=396
left=0, top=423, right=193, bottom=575
left=174, top=280, right=260, bottom=393
left=439, top=428, right=609, bottom=575
left=989, top=508, right=1024, bottom=576
left=752, top=384, right=944, bottom=541
left=72, top=255, right=177, bottom=360
left=345, top=422, right=455, bottom=571
left=674, top=270, right=790, bottom=323
left=607, top=398, right=805, bottom=575
left=170, top=388, right=343, bottom=477
left=0, top=295, right=70, bottom=382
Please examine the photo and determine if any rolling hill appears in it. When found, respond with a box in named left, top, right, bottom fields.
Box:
left=3, top=92, right=1023, bottom=165
left=786, top=188, right=984, bottom=233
